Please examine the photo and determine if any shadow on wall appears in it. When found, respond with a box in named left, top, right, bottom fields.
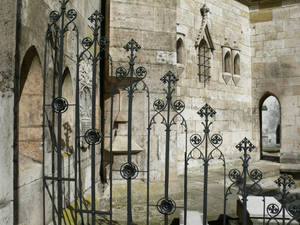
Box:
left=18, top=46, right=44, bottom=224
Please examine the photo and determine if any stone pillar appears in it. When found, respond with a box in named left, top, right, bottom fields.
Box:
left=0, top=0, right=16, bottom=224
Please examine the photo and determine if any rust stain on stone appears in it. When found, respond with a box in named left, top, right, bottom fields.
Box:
left=250, top=9, right=273, bottom=23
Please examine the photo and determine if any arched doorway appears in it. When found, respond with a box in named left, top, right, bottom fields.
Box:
left=18, top=46, right=43, bottom=224
left=260, top=94, right=281, bottom=161
left=61, top=68, right=75, bottom=207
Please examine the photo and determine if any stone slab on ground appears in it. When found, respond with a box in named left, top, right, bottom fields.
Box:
left=238, top=196, right=298, bottom=224
left=180, top=210, right=206, bottom=225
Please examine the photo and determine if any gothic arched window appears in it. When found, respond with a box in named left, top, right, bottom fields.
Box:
left=224, top=52, right=231, bottom=73
left=198, top=39, right=211, bottom=85
left=234, top=54, right=240, bottom=75
left=176, top=38, right=184, bottom=64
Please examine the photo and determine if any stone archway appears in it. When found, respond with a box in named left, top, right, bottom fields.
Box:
left=259, top=93, right=281, bottom=161
left=18, top=46, right=43, bottom=224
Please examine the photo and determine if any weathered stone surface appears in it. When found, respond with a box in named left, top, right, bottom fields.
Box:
left=251, top=2, right=300, bottom=166
left=0, top=0, right=15, bottom=223
left=0, top=0, right=300, bottom=224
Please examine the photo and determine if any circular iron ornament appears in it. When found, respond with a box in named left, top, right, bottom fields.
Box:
left=116, top=67, right=127, bottom=80
left=190, top=134, right=202, bottom=147
left=288, top=203, right=300, bottom=216
left=267, top=203, right=280, bottom=216
left=82, top=37, right=93, bottom=49
left=250, top=169, right=263, bottom=182
left=84, top=129, right=102, bottom=145
left=153, top=99, right=165, bottom=112
left=229, top=169, right=241, bottom=182
left=120, top=162, right=139, bottom=180
left=173, top=100, right=185, bottom=113
left=66, top=9, right=77, bottom=20
left=210, top=134, right=223, bottom=147
left=156, top=198, right=176, bottom=215
left=52, top=97, right=68, bottom=113
left=49, top=10, right=60, bottom=23
left=136, top=66, right=147, bottom=79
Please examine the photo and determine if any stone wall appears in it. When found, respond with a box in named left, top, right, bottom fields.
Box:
left=108, top=0, right=177, bottom=181
left=0, top=1, right=16, bottom=223
left=176, top=0, right=253, bottom=169
left=250, top=1, right=300, bottom=171
left=0, top=0, right=102, bottom=224
left=105, top=0, right=254, bottom=223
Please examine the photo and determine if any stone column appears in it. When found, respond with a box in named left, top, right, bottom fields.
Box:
left=0, top=0, right=16, bottom=224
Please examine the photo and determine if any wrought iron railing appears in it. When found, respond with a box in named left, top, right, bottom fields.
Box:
left=41, top=1, right=300, bottom=225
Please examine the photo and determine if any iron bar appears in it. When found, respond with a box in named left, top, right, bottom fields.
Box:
left=74, top=22, right=80, bottom=225
left=187, top=103, right=225, bottom=225
left=225, top=137, right=261, bottom=225
left=265, top=174, right=298, bottom=225
left=42, top=25, right=49, bottom=225
left=148, top=71, right=187, bottom=225
left=115, top=39, right=150, bottom=224
left=56, top=2, right=66, bottom=223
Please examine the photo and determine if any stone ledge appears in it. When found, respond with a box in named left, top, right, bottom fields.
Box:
left=280, top=163, right=300, bottom=173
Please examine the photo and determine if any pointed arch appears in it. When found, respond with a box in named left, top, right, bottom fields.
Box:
left=19, top=46, right=43, bottom=162
left=224, top=52, right=231, bottom=73
left=62, top=67, right=74, bottom=155
left=198, top=39, right=211, bottom=84
left=176, top=38, right=184, bottom=64
left=20, top=46, right=41, bottom=96
left=18, top=46, right=44, bottom=225
left=259, top=92, right=281, bottom=161
left=234, top=54, right=240, bottom=75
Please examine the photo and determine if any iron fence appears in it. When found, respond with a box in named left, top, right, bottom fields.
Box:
left=41, top=1, right=300, bottom=225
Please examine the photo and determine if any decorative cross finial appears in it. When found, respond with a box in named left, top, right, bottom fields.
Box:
left=88, top=10, right=103, bottom=32
left=123, top=39, right=141, bottom=53
left=197, top=103, right=216, bottom=118
left=88, top=10, right=104, bottom=24
left=160, top=71, right=178, bottom=85
left=275, top=174, right=295, bottom=189
left=235, top=137, right=255, bottom=153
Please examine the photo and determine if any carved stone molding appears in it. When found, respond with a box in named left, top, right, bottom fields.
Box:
left=222, top=72, right=232, bottom=85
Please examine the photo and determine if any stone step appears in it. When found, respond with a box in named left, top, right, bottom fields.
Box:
left=280, top=163, right=300, bottom=173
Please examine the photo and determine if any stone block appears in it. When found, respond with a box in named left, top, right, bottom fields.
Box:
left=250, top=9, right=273, bottom=23
left=180, top=210, right=205, bottom=225
left=0, top=202, right=13, bottom=225
left=273, top=7, right=290, bottom=20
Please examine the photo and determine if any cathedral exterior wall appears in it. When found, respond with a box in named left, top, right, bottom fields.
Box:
left=0, top=0, right=16, bottom=224
left=176, top=0, right=254, bottom=169
left=250, top=1, right=300, bottom=170
left=108, top=0, right=178, bottom=182
left=0, top=0, right=102, bottom=223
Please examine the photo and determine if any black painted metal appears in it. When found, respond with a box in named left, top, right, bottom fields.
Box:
left=225, top=137, right=262, bottom=225
left=265, top=174, right=300, bottom=225
left=186, top=104, right=226, bottom=225
left=43, top=1, right=80, bottom=224
left=148, top=71, right=188, bottom=225
left=109, top=39, right=150, bottom=225
left=43, top=1, right=108, bottom=224
left=41, top=3, right=300, bottom=225
left=198, top=41, right=211, bottom=87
